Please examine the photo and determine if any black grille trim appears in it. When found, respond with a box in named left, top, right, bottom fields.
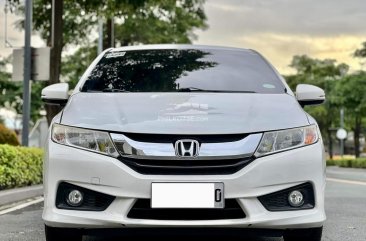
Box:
left=118, top=156, right=254, bottom=175
left=56, top=182, right=115, bottom=211
left=258, top=182, right=315, bottom=211
left=122, top=133, right=249, bottom=143
left=127, top=199, right=246, bottom=220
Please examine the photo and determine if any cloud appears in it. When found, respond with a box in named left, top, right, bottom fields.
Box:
left=236, top=33, right=364, bottom=74
left=195, top=0, right=366, bottom=74
left=202, top=0, right=366, bottom=37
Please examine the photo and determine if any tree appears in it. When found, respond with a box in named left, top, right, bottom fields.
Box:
left=0, top=58, right=21, bottom=120
left=286, top=55, right=348, bottom=89
left=354, top=42, right=366, bottom=59
left=285, top=55, right=349, bottom=149
left=113, top=0, right=207, bottom=45
left=333, top=73, right=366, bottom=157
left=62, top=45, right=98, bottom=88
left=12, top=0, right=208, bottom=124
left=1, top=59, right=46, bottom=123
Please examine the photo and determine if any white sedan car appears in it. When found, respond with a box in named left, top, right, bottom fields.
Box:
left=41, top=45, right=326, bottom=241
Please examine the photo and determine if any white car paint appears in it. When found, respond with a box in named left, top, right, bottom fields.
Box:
left=42, top=45, right=326, bottom=238
left=61, top=92, right=309, bottom=134
left=43, top=139, right=326, bottom=228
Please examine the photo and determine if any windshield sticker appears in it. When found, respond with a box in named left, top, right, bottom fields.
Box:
left=105, top=51, right=126, bottom=58
left=262, top=83, right=276, bottom=89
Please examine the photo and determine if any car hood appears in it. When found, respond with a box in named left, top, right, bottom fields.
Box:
left=61, top=92, right=309, bottom=134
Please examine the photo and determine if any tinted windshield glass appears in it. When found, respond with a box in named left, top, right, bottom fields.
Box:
left=81, top=49, right=285, bottom=93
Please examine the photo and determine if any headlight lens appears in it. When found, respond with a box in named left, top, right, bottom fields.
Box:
left=52, top=124, right=119, bottom=157
left=255, top=125, right=318, bottom=157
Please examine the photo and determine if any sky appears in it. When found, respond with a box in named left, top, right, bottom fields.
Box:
left=1, top=0, right=366, bottom=74
left=194, top=0, right=366, bottom=74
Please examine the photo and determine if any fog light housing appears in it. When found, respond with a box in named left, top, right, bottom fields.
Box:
left=66, top=190, right=83, bottom=206
left=258, top=182, right=314, bottom=211
left=288, top=190, right=304, bottom=207
left=56, top=182, right=115, bottom=211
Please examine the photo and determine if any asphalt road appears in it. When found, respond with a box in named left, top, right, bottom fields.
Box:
left=0, top=167, right=365, bottom=241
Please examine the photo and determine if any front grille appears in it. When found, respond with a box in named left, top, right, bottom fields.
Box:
left=258, top=182, right=315, bottom=211
left=127, top=199, right=246, bottom=220
left=112, top=133, right=259, bottom=175
left=118, top=156, right=254, bottom=175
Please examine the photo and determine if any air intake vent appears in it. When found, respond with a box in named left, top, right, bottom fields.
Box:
left=119, top=156, right=254, bottom=175
left=128, top=199, right=246, bottom=220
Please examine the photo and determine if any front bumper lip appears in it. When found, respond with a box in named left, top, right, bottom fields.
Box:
left=43, top=140, right=326, bottom=229
left=44, top=205, right=325, bottom=229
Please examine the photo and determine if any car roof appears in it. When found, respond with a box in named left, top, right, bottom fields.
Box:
left=108, top=44, right=256, bottom=54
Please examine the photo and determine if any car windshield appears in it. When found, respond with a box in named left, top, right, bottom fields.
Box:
left=81, top=48, right=285, bottom=93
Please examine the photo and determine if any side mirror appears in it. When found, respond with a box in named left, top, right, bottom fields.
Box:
left=296, top=84, right=325, bottom=107
left=41, top=83, right=69, bottom=106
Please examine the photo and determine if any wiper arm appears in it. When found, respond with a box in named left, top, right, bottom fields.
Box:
left=102, top=88, right=130, bottom=92
left=84, top=88, right=130, bottom=93
left=178, top=87, right=256, bottom=93
left=178, top=87, right=207, bottom=92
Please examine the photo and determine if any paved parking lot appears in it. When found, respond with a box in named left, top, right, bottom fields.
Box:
left=0, top=167, right=365, bottom=241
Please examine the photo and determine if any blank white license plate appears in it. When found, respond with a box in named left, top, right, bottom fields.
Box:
left=151, top=183, right=224, bottom=209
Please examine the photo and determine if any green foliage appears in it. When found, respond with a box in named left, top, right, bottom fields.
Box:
left=10, top=0, right=208, bottom=122
left=285, top=55, right=349, bottom=141
left=332, top=72, right=366, bottom=156
left=30, top=82, right=48, bottom=121
left=354, top=42, right=366, bottom=58
left=0, top=59, right=18, bottom=110
left=62, top=45, right=98, bottom=88
left=0, top=145, right=43, bottom=190
left=22, top=0, right=207, bottom=47
left=333, top=72, right=366, bottom=114
left=114, top=0, right=208, bottom=45
left=0, top=59, right=46, bottom=122
left=0, top=81, right=47, bottom=123
left=326, top=158, right=366, bottom=168
left=59, top=0, right=207, bottom=87
left=286, top=55, right=348, bottom=90
left=0, top=124, right=20, bottom=146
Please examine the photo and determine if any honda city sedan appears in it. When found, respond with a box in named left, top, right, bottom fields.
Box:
left=41, top=44, right=326, bottom=241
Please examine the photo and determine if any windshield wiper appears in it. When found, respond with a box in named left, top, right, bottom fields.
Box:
left=101, top=88, right=130, bottom=92
left=178, top=87, right=256, bottom=93
left=84, top=88, right=130, bottom=93
left=178, top=87, right=207, bottom=92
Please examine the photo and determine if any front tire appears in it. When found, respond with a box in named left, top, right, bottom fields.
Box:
left=283, top=227, right=323, bottom=241
left=45, top=225, right=83, bottom=241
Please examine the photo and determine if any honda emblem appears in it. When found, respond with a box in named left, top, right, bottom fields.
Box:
left=175, top=139, right=200, bottom=157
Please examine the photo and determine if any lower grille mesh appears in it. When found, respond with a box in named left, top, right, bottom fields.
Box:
left=127, top=199, right=246, bottom=220
left=119, top=157, right=254, bottom=175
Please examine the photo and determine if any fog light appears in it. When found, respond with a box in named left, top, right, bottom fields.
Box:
left=288, top=190, right=304, bottom=207
left=66, top=190, right=83, bottom=206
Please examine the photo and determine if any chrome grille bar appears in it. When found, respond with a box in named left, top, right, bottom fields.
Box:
left=110, top=133, right=262, bottom=160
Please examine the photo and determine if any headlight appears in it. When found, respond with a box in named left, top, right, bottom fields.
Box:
left=255, top=125, right=318, bottom=157
left=52, top=124, right=119, bottom=157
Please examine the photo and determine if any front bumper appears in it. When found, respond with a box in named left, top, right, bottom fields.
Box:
left=43, top=140, right=326, bottom=229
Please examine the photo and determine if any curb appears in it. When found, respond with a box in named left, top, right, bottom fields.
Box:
left=0, top=185, right=43, bottom=207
